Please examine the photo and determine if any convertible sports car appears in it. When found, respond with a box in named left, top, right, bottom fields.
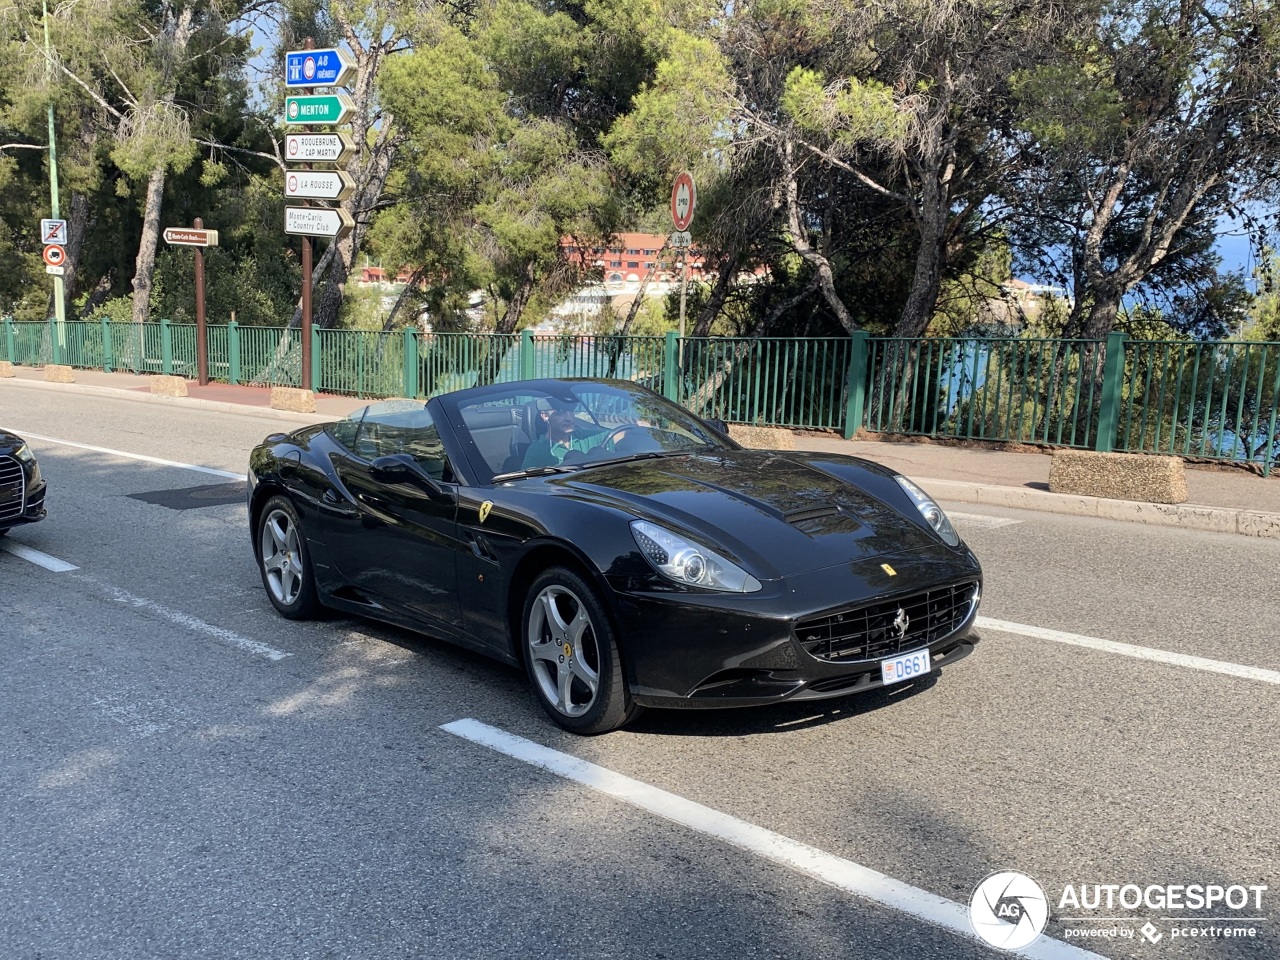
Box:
left=1, top=430, right=47, bottom=537
left=248, top=378, right=982, bottom=733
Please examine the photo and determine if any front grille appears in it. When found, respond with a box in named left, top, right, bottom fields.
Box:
left=0, top=456, right=24, bottom=523
left=797, top=581, right=978, bottom=663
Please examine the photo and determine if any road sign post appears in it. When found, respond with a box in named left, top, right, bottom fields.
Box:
left=671, top=172, right=697, bottom=363
left=162, top=220, right=218, bottom=384
left=285, top=38, right=359, bottom=393
left=42, top=0, right=65, bottom=365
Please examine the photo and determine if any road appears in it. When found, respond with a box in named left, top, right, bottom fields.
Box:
left=1, top=387, right=1277, bottom=960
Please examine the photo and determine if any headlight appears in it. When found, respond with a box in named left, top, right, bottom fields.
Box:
left=894, top=475, right=960, bottom=546
left=13, top=443, right=34, bottom=463
left=630, top=520, right=762, bottom=593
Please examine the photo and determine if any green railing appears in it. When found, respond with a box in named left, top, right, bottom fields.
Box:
left=861, top=335, right=1108, bottom=450
left=4, top=318, right=1278, bottom=474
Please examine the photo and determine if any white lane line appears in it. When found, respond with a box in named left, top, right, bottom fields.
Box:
left=1, top=541, right=79, bottom=572
left=4, top=430, right=242, bottom=480
left=977, top=617, right=1280, bottom=686
left=75, top=575, right=292, bottom=662
left=949, top=511, right=1023, bottom=529
left=441, top=718, right=1106, bottom=960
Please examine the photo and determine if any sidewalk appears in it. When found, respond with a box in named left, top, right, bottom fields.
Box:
left=3, top=365, right=1278, bottom=538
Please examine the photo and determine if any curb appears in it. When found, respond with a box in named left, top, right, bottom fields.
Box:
left=917, top=477, right=1280, bottom=540
left=0, top=376, right=337, bottom=425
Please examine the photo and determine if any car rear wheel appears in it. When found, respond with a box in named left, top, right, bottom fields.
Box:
left=523, top=567, right=639, bottom=734
left=257, top=494, right=320, bottom=619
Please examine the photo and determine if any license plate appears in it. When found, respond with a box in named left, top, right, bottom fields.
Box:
left=880, top=648, right=931, bottom=686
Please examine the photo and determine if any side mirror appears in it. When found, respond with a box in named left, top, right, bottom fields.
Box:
left=370, top=453, right=415, bottom=483
left=706, top=418, right=730, bottom=436
left=370, top=453, right=456, bottom=503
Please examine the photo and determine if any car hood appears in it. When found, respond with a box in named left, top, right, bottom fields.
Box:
left=0, top=429, right=26, bottom=454
left=548, top=450, right=942, bottom=578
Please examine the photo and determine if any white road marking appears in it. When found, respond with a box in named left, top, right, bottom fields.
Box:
left=441, top=718, right=1107, bottom=960
left=4, top=430, right=242, bottom=480
left=1, top=541, right=79, bottom=572
left=75, top=575, right=292, bottom=662
left=949, top=511, right=1023, bottom=529
left=977, top=617, right=1280, bottom=686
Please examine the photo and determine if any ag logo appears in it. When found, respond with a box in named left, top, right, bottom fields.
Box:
left=478, top=500, right=493, bottom=523
left=969, top=871, right=1049, bottom=950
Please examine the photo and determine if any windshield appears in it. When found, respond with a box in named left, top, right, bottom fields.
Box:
left=443, top=381, right=734, bottom=482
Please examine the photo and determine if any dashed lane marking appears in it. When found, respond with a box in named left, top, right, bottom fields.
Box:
left=949, top=511, right=1023, bottom=529
left=441, top=718, right=1108, bottom=960
left=1, top=541, right=79, bottom=572
left=977, top=617, right=1280, bottom=686
left=3, top=430, right=242, bottom=479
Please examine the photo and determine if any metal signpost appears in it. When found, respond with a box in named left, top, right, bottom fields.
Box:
left=283, top=41, right=358, bottom=391
left=162, top=219, right=218, bottom=385
left=671, top=172, right=696, bottom=359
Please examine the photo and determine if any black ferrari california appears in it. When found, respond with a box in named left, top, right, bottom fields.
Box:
left=1, top=429, right=47, bottom=536
left=248, top=378, right=981, bottom=733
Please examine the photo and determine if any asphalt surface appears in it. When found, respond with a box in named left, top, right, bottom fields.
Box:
left=1, top=388, right=1277, bottom=960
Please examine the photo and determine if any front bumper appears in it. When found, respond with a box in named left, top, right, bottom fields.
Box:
left=0, top=466, right=46, bottom=531
left=610, top=545, right=982, bottom=709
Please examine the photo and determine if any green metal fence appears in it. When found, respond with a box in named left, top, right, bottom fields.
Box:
left=861, top=335, right=1109, bottom=449
left=4, top=318, right=1278, bottom=474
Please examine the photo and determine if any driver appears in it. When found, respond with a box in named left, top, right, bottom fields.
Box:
left=522, top=398, right=609, bottom=469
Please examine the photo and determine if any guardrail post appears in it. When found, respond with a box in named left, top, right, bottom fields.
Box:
left=1095, top=331, right=1128, bottom=452
left=663, top=330, right=679, bottom=401
left=519, top=328, right=535, bottom=381
left=228, top=321, right=240, bottom=384
left=160, top=318, right=173, bottom=374
left=311, top=326, right=321, bottom=392
left=101, top=317, right=113, bottom=372
left=4, top=317, right=15, bottom=364
left=843, top=330, right=869, bottom=440
left=403, top=327, right=419, bottom=397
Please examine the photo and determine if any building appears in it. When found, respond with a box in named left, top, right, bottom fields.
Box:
left=560, top=232, right=709, bottom=291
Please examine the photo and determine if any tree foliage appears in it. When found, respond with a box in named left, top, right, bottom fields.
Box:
left=2, top=0, right=1278, bottom=343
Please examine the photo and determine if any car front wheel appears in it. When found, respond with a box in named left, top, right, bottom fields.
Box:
left=523, top=567, right=638, bottom=734
left=257, top=494, right=321, bottom=619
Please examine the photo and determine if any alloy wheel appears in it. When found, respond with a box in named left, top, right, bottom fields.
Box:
left=260, top=507, right=305, bottom=607
left=527, top=584, right=602, bottom=718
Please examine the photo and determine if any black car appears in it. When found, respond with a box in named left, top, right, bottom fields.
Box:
left=0, top=430, right=47, bottom=536
left=248, top=378, right=982, bottom=733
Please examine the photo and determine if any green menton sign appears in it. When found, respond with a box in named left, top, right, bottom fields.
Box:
left=285, top=93, right=355, bottom=126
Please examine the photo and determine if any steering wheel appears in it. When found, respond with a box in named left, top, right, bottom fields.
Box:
left=602, top=424, right=647, bottom=449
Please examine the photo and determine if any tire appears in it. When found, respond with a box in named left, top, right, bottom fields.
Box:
left=256, top=494, right=321, bottom=619
left=522, top=566, right=640, bottom=734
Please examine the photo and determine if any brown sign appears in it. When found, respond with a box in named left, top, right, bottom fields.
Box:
left=163, top=227, right=219, bottom=247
